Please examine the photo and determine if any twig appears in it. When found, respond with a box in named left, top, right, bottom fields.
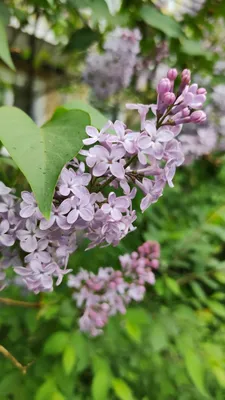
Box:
left=0, top=345, right=34, bottom=374
left=0, top=297, right=41, bottom=308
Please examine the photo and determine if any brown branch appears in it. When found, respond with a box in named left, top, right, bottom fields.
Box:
left=0, top=297, right=41, bottom=308
left=0, top=345, right=34, bottom=374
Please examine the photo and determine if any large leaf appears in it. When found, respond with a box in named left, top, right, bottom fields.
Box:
left=0, top=106, right=90, bottom=218
left=0, top=19, right=15, bottom=70
left=92, top=360, right=111, bottom=400
left=140, top=5, right=181, bottom=38
left=112, top=379, right=134, bottom=400
left=65, top=28, right=100, bottom=52
left=64, top=101, right=107, bottom=129
left=183, top=348, right=207, bottom=397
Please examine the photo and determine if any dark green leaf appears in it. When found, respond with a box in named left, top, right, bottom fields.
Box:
left=65, top=28, right=100, bottom=52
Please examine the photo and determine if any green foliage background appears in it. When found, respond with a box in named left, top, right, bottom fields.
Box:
left=1, top=0, right=225, bottom=399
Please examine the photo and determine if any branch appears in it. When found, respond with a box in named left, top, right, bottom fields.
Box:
left=0, top=297, right=41, bottom=308
left=0, top=345, right=34, bottom=374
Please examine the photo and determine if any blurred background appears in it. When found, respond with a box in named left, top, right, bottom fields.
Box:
left=1, top=0, right=225, bottom=399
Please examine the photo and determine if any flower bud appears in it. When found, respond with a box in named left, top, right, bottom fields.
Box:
left=163, top=92, right=176, bottom=105
left=181, top=69, right=191, bottom=85
left=182, top=107, right=191, bottom=117
left=167, top=68, right=178, bottom=81
left=190, top=110, right=207, bottom=123
left=157, top=78, right=171, bottom=94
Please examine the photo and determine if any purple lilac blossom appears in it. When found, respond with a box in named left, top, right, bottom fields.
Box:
left=68, top=241, right=160, bottom=336
left=154, top=0, right=206, bottom=21
left=0, top=68, right=207, bottom=293
left=178, top=82, right=225, bottom=163
left=83, top=28, right=141, bottom=100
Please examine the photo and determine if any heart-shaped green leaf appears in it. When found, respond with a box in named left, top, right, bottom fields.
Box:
left=0, top=106, right=90, bottom=218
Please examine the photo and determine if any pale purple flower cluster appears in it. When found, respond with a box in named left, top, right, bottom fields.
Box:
left=0, top=182, right=21, bottom=291
left=83, top=27, right=141, bottom=99
left=154, top=0, right=205, bottom=20
left=179, top=83, right=225, bottom=162
left=68, top=241, right=160, bottom=336
left=0, top=68, right=207, bottom=293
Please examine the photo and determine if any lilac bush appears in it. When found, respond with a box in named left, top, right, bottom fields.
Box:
left=179, top=82, right=225, bottom=163
left=68, top=241, right=160, bottom=336
left=83, top=27, right=141, bottom=99
left=0, top=68, right=207, bottom=294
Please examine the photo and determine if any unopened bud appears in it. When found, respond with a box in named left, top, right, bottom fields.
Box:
left=157, top=78, right=171, bottom=94
left=167, top=68, right=178, bottom=81
left=190, top=110, right=207, bottom=123
left=163, top=92, right=176, bottom=105
left=181, top=69, right=191, bottom=85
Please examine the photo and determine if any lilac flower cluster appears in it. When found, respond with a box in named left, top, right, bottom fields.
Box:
left=0, top=68, right=207, bottom=293
left=68, top=241, right=160, bottom=336
left=178, top=82, right=225, bottom=163
left=83, top=27, right=141, bottom=99
left=154, top=0, right=205, bottom=20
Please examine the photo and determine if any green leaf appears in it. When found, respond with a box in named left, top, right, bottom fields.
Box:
left=190, top=282, right=207, bottom=303
left=139, top=5, right=181, bottom=38
left=183, top=348, right=207, bottom=397
left=92, top=360, right=111, bottom=400
left=0, top=106, right=90, bottom=218
left=208, top=300, right=225, bottom=318
left=181, top=39, right=205, bottom=56
left=150, top=321, right=168, bottom=352
left=35, top=379, right=56, bottom=400
left=64, top=101, right=107, bottom=130
left=212, top=366, right=225, bottom=388
left=0, top=20, right=15, bottom=70
left=124, top=320, right=141, bottom=343
left=165, top=276, right=182, bottom=296
left=104, top=0, right=122, bottom=15
left=52, top=392, right=65, bottom=400
left=65, top=28, right=100, bottom=52
left=44, top=331, right=69, bottom=355
left=62, top=344, right=76, bottom=375
left=125, top=308, right=149, bottom=325
left=112, top=379, right=134, bottom=400
left=204, top=224, right=225, bottom=241
left=0, top=3, right=10, bottom=26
